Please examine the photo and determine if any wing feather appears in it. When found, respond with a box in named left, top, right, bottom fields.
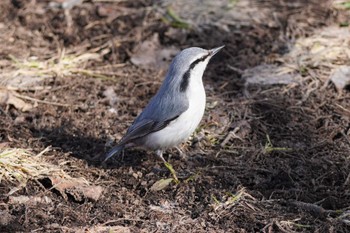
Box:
left=116, top=80, right=189, bottom=146
left=118, top=115, right=179, bottom=145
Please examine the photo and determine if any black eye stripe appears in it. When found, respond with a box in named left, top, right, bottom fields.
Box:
left=189, top=54, right=210, bottom=69
left=179, top=53, right=210, bottom=92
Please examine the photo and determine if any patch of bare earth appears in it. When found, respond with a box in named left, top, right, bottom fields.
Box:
left=1, top=0, right=350, bottom=232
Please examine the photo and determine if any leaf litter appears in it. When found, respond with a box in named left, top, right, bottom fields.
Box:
left=0, top=147, right=103, bottom=201
left=0, top=0, right=350, bottom=232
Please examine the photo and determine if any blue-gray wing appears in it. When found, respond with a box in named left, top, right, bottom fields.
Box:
left=118, top=92, right=189, bottom=145
left=118, top=115, right=178, bottom=145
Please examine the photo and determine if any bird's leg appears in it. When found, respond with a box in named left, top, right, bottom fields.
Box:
left=156, top=150, right=166, bottom=163
left=156, top=150, right=179, bottom=183
left=175, top=146, right=187, bottom=160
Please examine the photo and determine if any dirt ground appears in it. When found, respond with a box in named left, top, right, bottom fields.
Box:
left=1, top=0, right=350, bottom=232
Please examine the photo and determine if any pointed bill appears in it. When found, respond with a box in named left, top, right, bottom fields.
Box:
left=209, top=45, right=225, bottom=57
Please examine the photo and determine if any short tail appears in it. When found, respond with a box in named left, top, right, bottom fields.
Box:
left=103, top=144, right=125, bottom=162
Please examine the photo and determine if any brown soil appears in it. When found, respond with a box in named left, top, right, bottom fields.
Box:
left=1, top=0, right=350, bottom=232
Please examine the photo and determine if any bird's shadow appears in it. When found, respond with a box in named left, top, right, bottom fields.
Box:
left=33, top=124, right=147, bottom=169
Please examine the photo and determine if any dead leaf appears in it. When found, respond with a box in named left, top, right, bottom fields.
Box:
left=330, top=66, right=350, bottom=92
left=14, top=116, right=26, bottom=125
left=78, top=186, right=104, bottom=202
left=243, top=64, right=300, bottom=86
left=2, top=75, right=50, bottom=91
left=50, top=176, right=104, bottom=202
left=130, top=33, right=179, bottom=71
left=150, top=178, right=174, bottom=191
left=243, top=64, right=301, bottom=97
left=0, top=88, right=33, bottom=112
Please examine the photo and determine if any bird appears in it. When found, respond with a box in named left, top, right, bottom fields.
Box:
left=104, top=45, right=224, bottom=163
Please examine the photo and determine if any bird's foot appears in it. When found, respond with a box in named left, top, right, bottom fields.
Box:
left=164, top=161, right=179, bottom=184
left=156, top=150, right=179, bottom=183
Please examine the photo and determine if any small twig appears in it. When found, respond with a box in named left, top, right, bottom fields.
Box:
left=5, top=86, right=52, bottom=91
left=227, top=64, right=243, bottom=74
left=264, top=134, right=292, bottom=153
left=290, top=200, right=338, bottom=218
left=274, top=221, right=293, bottom=233
left=35, top=146, right=52, bottom=158
left=335, top=103, right=350, bottom=115
left=220, top=127, right=243, bottom=148
left=344, top=172, right=350, bottom=186
left=12, top=93, right=73, bottom=107
left=102, top=218, right=146, bottom=226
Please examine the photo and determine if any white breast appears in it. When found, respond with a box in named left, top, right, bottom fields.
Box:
left=143, top=63, right=208, bottom=150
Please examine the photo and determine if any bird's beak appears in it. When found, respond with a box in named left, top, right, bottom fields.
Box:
left=209, top=45, right=225, bottom=57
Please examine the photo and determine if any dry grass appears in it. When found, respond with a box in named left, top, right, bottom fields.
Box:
left=0, top=147, right=69, bottom=195
left=0, top=47, right=116, bottom=93
left=7, top=50, right=108, bottom=80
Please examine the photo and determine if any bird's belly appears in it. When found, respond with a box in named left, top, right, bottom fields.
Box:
left=143, top=88, right=206, bottom=150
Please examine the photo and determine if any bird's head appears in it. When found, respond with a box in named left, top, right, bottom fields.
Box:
left=165, top=46, right=225, bottom=92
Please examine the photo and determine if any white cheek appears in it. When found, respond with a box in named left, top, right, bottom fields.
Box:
left=190, top=60, right=210, bottom=84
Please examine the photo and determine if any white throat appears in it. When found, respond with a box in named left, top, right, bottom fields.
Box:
left=187, top=59, right=210, bottom=90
